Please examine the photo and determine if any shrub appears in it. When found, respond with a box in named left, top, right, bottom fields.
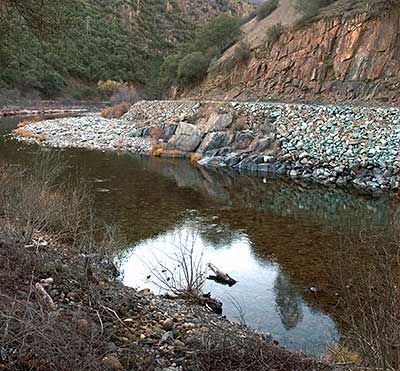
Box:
left=177, top=52, right=211, bottom=84
left=189, top=153, right=203, bottom=163
left=161, top=13, right=242, bottom=85
left=160, top=54, right=181, bottom=82
left=224, top=41, right=251, bottom=71
left=152, top=147, right=182, bottom=158
left=196, top=13, right=242, bottom=53
left=257, top=0, right=279, bottom=21
left=265, top=22, right=283, bottom=47
left=14, top=128, right=46, bottom=142
left=296, top=0, right=336, bottom=19
left=100, top=102, right=130, bottom=119
left=97, top=80, right=128, bottom=93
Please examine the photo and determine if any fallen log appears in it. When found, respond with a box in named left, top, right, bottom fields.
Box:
left=207, top=263, right=237, bottom=287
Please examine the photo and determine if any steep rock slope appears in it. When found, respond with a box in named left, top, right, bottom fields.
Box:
left=179, top=1, right=400, bottom=104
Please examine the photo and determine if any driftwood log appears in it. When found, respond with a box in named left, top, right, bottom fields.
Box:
left=207, top=263, right=237, bottom=287
left=34, top=283, right=56, bottom=311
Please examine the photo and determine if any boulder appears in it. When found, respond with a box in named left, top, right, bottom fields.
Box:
left=197, top=132, right=233, bottom=154
left=203, top=112, right=233, bottom=133
left=233, top=132, right=255, bottom=150
left=161, top=123, right=178, bottom=141
left=166, top=123, right=203, bottom=152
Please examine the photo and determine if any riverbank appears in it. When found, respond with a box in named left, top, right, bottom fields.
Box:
left=0, top=234, right=333, bottom=371
left=13, top=100, right=400, bottom=193
left=0, top=158, right=332, bottom=371
left=0, top=100, right=107, bottom=117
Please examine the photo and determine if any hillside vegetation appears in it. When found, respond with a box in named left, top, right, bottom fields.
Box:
left=0, top=0, right=253, bottom=100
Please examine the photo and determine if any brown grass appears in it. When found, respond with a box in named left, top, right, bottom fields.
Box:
left=17, top=120, right=34, bottom=128
left=153, top=148, right=182, bottom=158
left=151, top=144, right=165, bottom=156
left=189, top=153, right=203, bottom=163
left=100, top=102, right=130, bottom=119
left=14, top=128, right=46, bottom=142
left=17, top=115, right=44, bottom=128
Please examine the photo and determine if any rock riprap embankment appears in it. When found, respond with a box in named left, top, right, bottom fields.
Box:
left=15, top=100, right=400, bottom=193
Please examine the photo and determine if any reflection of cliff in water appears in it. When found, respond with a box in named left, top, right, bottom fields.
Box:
left=274, top=271, right=304, bottom=330
left=143, top=157, right=397, bottom=228
left=141, top=156, right=397, bottom=317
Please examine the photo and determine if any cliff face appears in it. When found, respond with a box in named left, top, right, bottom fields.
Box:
left=181, top=8, right=400, bottom=104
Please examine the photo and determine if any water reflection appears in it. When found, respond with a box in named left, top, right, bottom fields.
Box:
left=1, top=115, right=397, bottom=356
left=274, top=271, right=303, bottom=330
left=120, top=218, right=338, bottom=355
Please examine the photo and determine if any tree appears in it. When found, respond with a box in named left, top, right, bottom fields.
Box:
left=196, top=13, right=242, bottom=54
left=0, top=0, right=75, bottom=43
left=177, top=52, right=211, bottom=84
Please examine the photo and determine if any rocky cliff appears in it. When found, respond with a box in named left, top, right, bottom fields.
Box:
left=178, top=2, right=400, bottom=104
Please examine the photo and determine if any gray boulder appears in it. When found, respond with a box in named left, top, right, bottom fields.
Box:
left=197, top=132, right=233, bottom=154
left=166, top=123, right=204, bottom=152
left=203, top=112, right=233, bottom=133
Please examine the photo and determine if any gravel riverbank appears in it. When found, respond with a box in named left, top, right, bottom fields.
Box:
left=14, top=100, right=400, bottom=193
left=0, top=230, right=332, bottom=371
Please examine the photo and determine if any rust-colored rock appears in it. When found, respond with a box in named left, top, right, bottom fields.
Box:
left=180, top=8, right=400, bottom=104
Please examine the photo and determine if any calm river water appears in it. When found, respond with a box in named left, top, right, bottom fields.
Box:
left=1, top=115, right=397, bottom=356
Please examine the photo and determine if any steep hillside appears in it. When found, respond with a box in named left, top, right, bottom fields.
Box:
left=0, top=0, right=253, bottom=99
left=177, top=0, right=400, bottom=104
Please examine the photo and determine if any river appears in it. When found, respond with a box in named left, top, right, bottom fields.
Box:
left=1, top=115, right=397, bottom=356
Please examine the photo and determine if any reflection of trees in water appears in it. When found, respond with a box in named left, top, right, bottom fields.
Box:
left=274, top=271, right=303, bottom=330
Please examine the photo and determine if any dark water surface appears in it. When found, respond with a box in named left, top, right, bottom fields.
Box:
left=1, top=116, right=396, bottom=356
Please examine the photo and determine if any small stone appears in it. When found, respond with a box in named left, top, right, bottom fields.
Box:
left=102, top=354, right=124, bottom=370
left=102, top=355, right=123, bottom=370
left=162, top=319, right=174, bottom=331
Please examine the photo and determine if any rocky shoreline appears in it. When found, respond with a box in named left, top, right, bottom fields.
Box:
left=14, top=100, right=400, bottom=194
left=0, top=229, right=332, bottom=371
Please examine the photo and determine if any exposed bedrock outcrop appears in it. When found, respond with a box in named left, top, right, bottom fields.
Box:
left=18, top=100, right=400, bottom=193
left=177, top=8, right=400, bottom=104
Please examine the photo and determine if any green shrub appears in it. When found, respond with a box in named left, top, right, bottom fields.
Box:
left=296, top=0, right=336, bottom=19
left=266, top=22, right=283, bottom=48
left=224, top=41, right=251, bottom=71
left=257, top=0, right=279, bottom=21
left=195, top=13, right=242, bottom=53
left=177, top=52, right=211, bottom=84
left=161, top=13, right=242, bottom=85
left=160, top=54, right=181, bottom=82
